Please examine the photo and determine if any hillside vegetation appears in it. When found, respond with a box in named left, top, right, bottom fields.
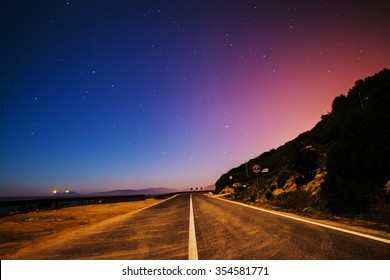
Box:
left=215, top=69, right=390, bottom=224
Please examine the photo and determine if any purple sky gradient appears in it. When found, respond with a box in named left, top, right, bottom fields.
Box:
left=1, top=0, right=389, bottom=196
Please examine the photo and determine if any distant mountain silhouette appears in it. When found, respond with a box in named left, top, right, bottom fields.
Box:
left=90, top=187, right=178, bottom=196
left=203, top=185, right=216, bottom=191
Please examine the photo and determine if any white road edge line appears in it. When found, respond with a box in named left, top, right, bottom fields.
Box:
left=188, top=194, right=199, bottom=260
left=126, top=194, right=180, bottom=216
left=215, top=197, right=390, bottom=245
left=95, top=194, right=181, bottom=225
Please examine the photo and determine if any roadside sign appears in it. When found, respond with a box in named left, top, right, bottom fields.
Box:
left=252, top=164, right=262, bottom=174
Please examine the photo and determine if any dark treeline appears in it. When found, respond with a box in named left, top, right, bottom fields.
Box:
left=215, top=69, right=390, bottom=221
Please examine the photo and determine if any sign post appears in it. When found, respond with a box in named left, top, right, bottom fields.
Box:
left=252, top=164, right=261, bottom=188
left=251, top=164, right=269, bottom=188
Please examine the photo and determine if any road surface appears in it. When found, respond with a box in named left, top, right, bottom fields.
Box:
left=13, top=193, right=390, bottom=259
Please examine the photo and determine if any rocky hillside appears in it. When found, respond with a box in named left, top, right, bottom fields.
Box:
left=215, top=69, right=390, bottom=223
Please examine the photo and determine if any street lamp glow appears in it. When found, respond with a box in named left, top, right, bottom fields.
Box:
left=53, top=190, right=57, bottom=194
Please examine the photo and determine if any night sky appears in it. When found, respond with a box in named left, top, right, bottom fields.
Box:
left=1, top=0, right=389, bottom=196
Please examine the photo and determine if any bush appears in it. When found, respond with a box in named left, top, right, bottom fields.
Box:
left=273, top=190, right=312, bottom=210
left=276, top=171, right=290, bottom=188
left=290, top=147, right=320, bottom=187
left=264, top=189, right=273, bottom=200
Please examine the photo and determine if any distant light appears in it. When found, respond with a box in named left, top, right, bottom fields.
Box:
left=53, top=190, right=57, bottom=194
left=65, top=190, right=70, bottom=193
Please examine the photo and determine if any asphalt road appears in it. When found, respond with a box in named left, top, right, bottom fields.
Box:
left=13, top=193, right=390, bottom=259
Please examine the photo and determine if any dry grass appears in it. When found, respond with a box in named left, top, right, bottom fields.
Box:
left=0, top=199, right=160, bottom=259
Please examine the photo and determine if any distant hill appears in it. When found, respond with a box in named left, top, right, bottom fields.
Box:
left=215, top=69, right=390, bottom=223
left=186, top=185, right=216, bottom=191
left=90, top=187, right=178, bottom=196
left=204, top=185, right=216, bottom=191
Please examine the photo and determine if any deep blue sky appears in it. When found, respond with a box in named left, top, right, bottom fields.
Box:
left=1, top=0, right=389, bottom=196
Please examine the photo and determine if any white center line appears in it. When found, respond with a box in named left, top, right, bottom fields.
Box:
left=188, top=194, right=198, bottom=260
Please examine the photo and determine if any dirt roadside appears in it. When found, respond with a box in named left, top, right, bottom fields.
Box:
left=0, top=198, right=161, bottom=259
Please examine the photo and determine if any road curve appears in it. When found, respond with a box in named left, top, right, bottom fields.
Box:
left=12, top=193, right=390, bottom=259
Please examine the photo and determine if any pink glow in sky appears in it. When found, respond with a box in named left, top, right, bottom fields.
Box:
left=1, top=1, right=389, bottom=196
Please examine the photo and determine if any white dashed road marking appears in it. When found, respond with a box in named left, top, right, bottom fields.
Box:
left=188, top=194, right=198, bottom=260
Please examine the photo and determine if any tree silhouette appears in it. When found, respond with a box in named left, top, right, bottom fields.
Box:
left=290, top=147, right=320, bottom=187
